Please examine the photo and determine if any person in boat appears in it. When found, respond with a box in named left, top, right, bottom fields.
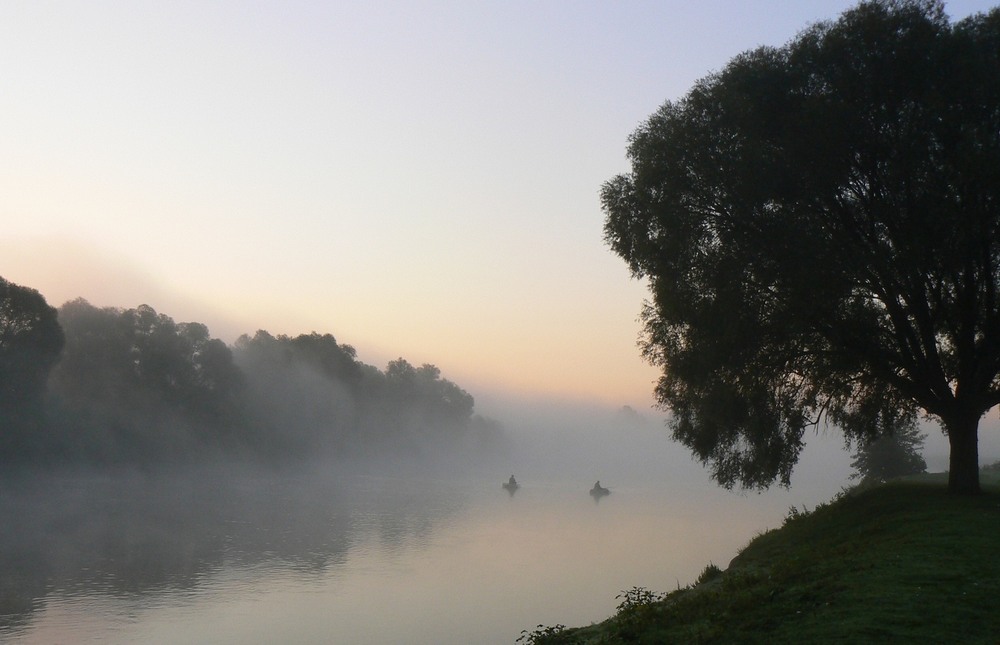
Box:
left=593, top=480, right=601, bottom=490
left=508, top=475, right=517, bottom=487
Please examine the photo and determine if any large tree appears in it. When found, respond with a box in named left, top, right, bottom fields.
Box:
left=50, top=300, right=246, bottom=463
left=602, top=0, right=1000, bottom=494
left=0, top=277, right=64, bottom=461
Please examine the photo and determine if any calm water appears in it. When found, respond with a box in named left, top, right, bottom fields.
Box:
left=0, top=460, right=845, bottom=644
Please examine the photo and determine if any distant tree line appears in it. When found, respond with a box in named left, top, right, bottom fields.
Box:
left=0, top=276, right=500, bottom=469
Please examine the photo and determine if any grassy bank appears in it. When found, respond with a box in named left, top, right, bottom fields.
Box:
left=523, top=474, right=1000, bottom=644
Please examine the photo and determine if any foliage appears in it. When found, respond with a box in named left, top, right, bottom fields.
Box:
left=610, top=586, right=670, bottom=642
left=231, top=331, right=479, bottom=461
left=0, top=290, right=494, bottom=468
left=0, top=277, right=64, bottom=462
left=981, top=459, right=1000, bottom=472
left=782, top=504, right=817, bottom=527
left=230, top=330, right=363, bottom=457
left=850, top=420, right=927, bottom=483
left=601, top=0, right=1000, bottom=494
left=694, top=562, right=722, bottom=586
left=379, top=358, right=476, bottom=432
left=533, top=479, right=1000, bottom=643
left=517, top=624, right=569, bottom=644
left=48, top=300, right=247, bottom=463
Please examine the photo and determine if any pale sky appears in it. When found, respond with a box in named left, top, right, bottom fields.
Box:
left=2, top=0, right=995, bottom=411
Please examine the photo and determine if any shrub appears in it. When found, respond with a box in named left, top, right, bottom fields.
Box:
left=696, top=562, right=723, bottom=585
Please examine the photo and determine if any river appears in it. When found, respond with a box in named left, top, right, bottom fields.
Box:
left=0, top=433, right=851, bottom=644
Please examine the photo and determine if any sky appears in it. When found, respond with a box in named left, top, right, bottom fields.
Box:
left=2, top=0, right=997, bottom=414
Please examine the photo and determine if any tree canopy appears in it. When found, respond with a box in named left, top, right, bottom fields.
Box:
left=2, top=296, right=494, bottom=469
left=49, top=300, right=248, bottom=463
left=0, top=277, right=64, bottom=461
left=850, top=420, right=927, bottom=484
left=0, top=279, right=503, bottom=470
left=602, top=0, right=1000, bottom=493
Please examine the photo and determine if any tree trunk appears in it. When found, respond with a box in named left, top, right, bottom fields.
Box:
left=945, top=412, right=981, bottom=495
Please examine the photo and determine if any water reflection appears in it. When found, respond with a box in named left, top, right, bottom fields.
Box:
left=0, top=460, right=849, bottom=644
left=0, top=467, right=465, bottom=638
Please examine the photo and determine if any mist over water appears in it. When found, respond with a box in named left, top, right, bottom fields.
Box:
left=0, top=398, right=862, bottom=644
left=5, top=282, right=970, bottom=640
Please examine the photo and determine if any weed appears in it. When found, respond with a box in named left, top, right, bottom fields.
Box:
left=517, top=624, right=568, bottom=644
left=695, top=562, right=722, bottom=586
left=615, top=586, right=667, bottom=612
left=609, top=586, right=670, bottom=641
left=782, top=504, right=810, bottom=526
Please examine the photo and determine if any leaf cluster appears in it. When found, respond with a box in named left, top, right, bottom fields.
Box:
left=0, top=277, right=64, bottom=458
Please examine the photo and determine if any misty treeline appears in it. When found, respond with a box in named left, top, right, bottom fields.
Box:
left=0, top=276, right=502, bottom=470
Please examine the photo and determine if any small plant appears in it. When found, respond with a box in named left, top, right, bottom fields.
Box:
left=719, top=567, right=764, bottom=593
left=615, top=586, right=667, bottom=612
left=612, top=586, right=668, bottom=641
left=782, top=505, right=810, bottom=526
left=696, top=562, right=723, bottom=585
left=831, top=485, right=858, bottom=502
left=516, top=624, right=568, bottom=644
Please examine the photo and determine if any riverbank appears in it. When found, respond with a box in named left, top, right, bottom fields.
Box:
left=524, top=472, right=1000, bottom=643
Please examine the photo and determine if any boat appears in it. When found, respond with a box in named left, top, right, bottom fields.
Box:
left=590, top=482, right=610, bottom=498
left=503, top=476, right=520, bottom=494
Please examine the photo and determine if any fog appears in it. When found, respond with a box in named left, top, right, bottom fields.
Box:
left=472, top=391, right=852, bottom=498
left=0, top=464, right=462, bottom=631
left=0, top=389, right=870, bottom=644
left=5, top=277, right=998, bottom=642
left=11, top=358, right=991, bottom=643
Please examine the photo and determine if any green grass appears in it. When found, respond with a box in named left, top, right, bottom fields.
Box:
left=523, top=475, right=1000, bottom=644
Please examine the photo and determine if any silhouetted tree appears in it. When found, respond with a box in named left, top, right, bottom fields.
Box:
left=41, top=297, right=490, bottom=466
left=0, top=277, right=64, bottom=462
left=51, top=300, right=244, bottom=463
left=288, top=332, right=362, bottom=385
left=382, top=359, right=475, bottom=431
left=176, top=322, right=244, bottom=423
left=231, top=332, right=483, bottom=460
left=231, top=330, right=361, bottom=458
left=850, top=420, right=927, bottom=484
left=602, top=0, right=1000, bottom=493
